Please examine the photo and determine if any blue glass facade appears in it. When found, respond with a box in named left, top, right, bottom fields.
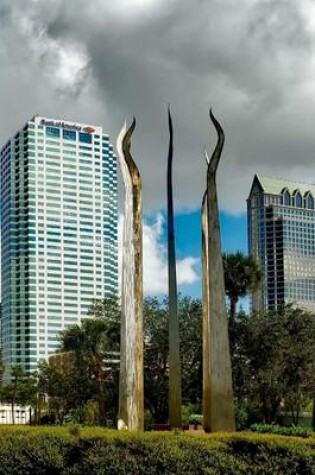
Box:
left=248, top=175, right=315, bottom=312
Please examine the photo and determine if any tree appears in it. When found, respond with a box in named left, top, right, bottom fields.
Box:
left=0, top=360, right=5, bottom=381
left=36, top=298, right=120, bottom=425
left=144, top=297, right=169, bottom=423
left=1, top=365, right=27, bottom=424
left=231, top=306, right=315, bottom=425
left=0, top=364, right=45, bottom=425
left=57, top=297, right=121, bottom=425
left=37, top=355, right=79, bottom=424
left=18, top=373, right=44, bottom=424
left=144, top=296, right=202, bottom=424
left=88, top=297, right=121, bottom=345
left=223, top=251, right=262, bottom=322
left=280, top=308, right=315, bottom=425
left=178, top=296, right=202, bottom=407
left=88, top=296, right=121, bottom=320
left=59, top=320, right=112, bottom=424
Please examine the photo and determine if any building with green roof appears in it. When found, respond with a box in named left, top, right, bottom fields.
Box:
left=248, top=175, right=315, bottom=311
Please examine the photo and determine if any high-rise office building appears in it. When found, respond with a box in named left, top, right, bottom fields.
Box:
left=248, top=175, right=315, bottom=312
left=0, top=116, right=118, bottom=380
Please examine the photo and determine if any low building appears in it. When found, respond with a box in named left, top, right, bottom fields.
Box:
left=0, top=404, right=34, bottom=425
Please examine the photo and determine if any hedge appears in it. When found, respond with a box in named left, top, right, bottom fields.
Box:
left=0, top=426, right=313, bottom=475
left=251, top=423, right=314, bottom=438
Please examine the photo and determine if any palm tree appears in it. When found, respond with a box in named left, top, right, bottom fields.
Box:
left=223, top=251, right=262, bottom=322
left=4, top=365, right=25, bottom=425
left=59, top=318, right=114, bottom=425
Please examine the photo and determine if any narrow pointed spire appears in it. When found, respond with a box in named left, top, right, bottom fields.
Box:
left=202, top=108, right=235, bottom=432
left=167, top=106, right=182, bottom=429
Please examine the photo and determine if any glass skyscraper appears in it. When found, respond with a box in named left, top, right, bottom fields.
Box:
left=248, top=175, right=315, bottom=312
left=0, top=116, right=118, bottom=380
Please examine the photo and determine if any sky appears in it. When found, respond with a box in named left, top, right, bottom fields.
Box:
left=1, top=0, right=315, bottom=297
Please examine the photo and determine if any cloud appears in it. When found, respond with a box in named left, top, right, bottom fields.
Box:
left=118, top=213, right=199, bottom=295
left=2, top=1, right=315, bottom=213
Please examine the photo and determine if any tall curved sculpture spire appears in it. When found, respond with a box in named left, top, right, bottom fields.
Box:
left=202, top=149, right=210, bottom=429
left=167, top=107, right=182, bottom=428
left=202, top=108, right=235, bottom=432
left=117, top=118, right=144, bottom=431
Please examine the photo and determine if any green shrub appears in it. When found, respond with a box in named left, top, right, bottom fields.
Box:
left=0, top=427, right=313, bottom=474
left=187, top=414, right=203, bottom=425
left=181, top=403, right=200, bottom=424
left=0, top=432, right=68, bottom=475
left=251, top=423, right=314, bottom=438
left=234, top=401, right=249, bottom=430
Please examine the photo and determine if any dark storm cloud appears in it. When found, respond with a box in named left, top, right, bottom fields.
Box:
left=0, top=3, right=10, bottom=24
left=247, top=1, right=311, bottom=49
left=1, top=0, right=315, bottom=213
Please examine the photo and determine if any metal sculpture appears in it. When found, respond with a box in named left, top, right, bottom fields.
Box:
left=202, top=109, right=235, bottom=432
left=117, top=119, right=144, bottom=431
left=167, top=107, right=182, bottom=428
left=201, top=148, right=210, bottom=430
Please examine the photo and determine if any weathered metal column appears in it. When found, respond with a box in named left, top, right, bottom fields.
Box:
left=203, top=109, right=235, bottom=432
left=117, top=119, right=144, bottom=431
left=201, top=151, right=210, bottom=431
left=167, top=108, right=182, bottom=428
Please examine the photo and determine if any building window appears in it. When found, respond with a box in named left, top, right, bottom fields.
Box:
left=282, top=190, right=290, bottom=206
left=306, top=194, right=314, bottom=210
left=79, top=133, right=92, bottom=144
left=46, top=127, right=60, bottom=138
left=295, top=191, right=302, bottom=208
left=63, top=129, right=76, bottom=141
